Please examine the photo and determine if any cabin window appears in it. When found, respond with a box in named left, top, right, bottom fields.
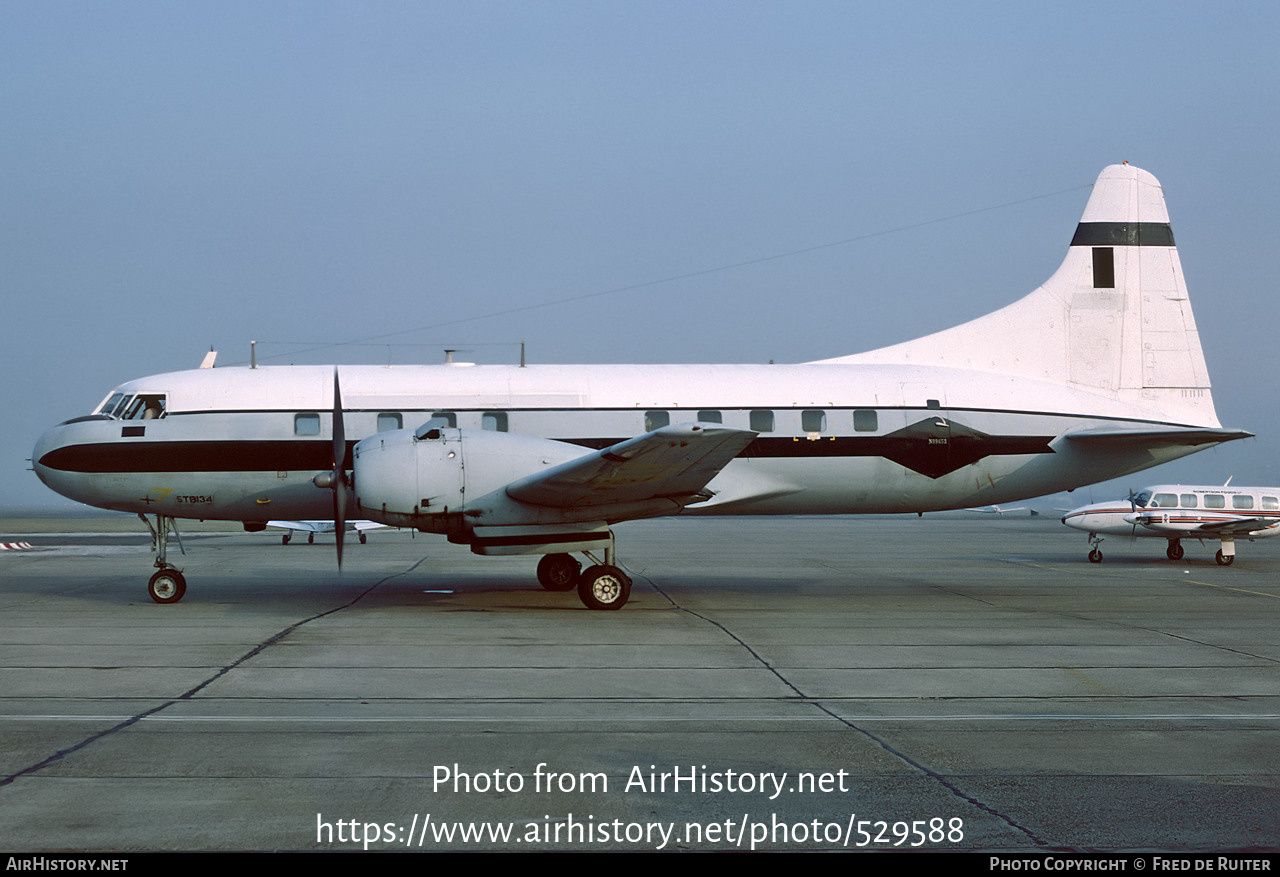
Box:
left=1153, top=493, right=1178, bottom=508
left=750, top=410, right=774, bottom=432
left=294, top=413, right=320, bottom=436
left=482, top=411, right=508, bottom=432
left=1233, top=495, right=1254, bottom=510
left=853, top=409, right=878, bottom=432
left=1180, top=494, right=1198, bottom=508
left=801, top=410, right=826, bottom=433
left=1263, top=496, right=1279, bottom=511
left=377, top=413, right=402, bottom=432
left=1093, top=247, right=1115, bottom=288
left=697, top=410, right=722, bottom=423
left=1204, top=494, right=1225, bottom=509
left=645, top=410, right=669, bottom=431
left=426, top=411, right=456, bottom=429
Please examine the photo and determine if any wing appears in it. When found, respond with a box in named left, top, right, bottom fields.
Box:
left=1190, top=517, right=1280, bottom=536
left=1059, top=426, right=1253, bottom=448
left=506, top=422, right=756, bottom=508
left=267, top=520, right=335, bottom=533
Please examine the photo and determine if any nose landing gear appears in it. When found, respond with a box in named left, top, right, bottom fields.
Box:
left=139, top=513, right=186, bottom=603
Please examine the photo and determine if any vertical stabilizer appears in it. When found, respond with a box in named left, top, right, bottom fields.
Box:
left=814, top=164, right=1218, bottom=426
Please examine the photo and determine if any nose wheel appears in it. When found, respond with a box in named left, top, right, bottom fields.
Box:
left=1086, top=532, right=1104, bottom=563
left=148, top=568, right=187, bottom=604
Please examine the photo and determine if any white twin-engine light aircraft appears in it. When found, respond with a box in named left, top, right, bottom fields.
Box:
left=1062, top=485, right=1280, bottom=565
left=32, top=165, right=1251, bottom=609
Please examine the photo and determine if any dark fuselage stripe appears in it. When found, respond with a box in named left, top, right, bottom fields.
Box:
left=40, top=434, right=1055, bottom=475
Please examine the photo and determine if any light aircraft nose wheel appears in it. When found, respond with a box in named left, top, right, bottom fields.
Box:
left=282, top=534, right=291, bottom=545
left=308, top=532, right=315, bottom=544
left=1215, top=550, right=1234, bottom=566
left=1088, top=549, right=1102, bottom=563
left=537, top=553, right=581, bottom=591
left=1166, top=541, right=1184, bottom=561
left=577, top=565, right=631, bottom=610
left=359, top=532, right=367, bottom=545
left=148, top=569, right=187, bottom=604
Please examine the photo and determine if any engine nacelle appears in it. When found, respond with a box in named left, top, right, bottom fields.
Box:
left=351, top=426, right=590, bottom=529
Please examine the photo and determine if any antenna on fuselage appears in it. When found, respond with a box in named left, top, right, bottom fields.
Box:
left=199, top=348, right=217, bottom=369
left=250, top=340, right=257, bottom=369
left=444, top=349, right=455, bottom=364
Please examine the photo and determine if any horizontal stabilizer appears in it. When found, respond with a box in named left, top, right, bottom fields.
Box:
left=506, top=422, right=757, bottom=508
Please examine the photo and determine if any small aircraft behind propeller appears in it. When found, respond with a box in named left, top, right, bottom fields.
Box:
left=1061, top=485, right=1280, bottom=565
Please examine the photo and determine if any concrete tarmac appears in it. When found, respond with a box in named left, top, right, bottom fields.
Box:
left=1, top=514, right=1278, bottom=852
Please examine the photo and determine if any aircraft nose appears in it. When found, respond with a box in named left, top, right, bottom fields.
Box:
left=31, top=425, right=58, bottom=486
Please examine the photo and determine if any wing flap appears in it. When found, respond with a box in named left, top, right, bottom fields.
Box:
left=506, top=422, right=756, bottom=508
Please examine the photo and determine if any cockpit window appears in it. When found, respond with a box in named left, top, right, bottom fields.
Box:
left=97, top=393, right=166, bottom=420
left=97, top=393, right=127, bottom=417
left=1133, top=491, right=1152, bottom=508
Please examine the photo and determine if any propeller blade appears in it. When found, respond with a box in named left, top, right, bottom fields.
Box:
left=332, top=369, right=347, bottom=570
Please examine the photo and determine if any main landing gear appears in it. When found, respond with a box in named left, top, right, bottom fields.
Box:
left=536, top=550, right=633, bottom=610
left=1082, top=532, right=1239, bottom=566
left=139, top=513, right=186, bottom=603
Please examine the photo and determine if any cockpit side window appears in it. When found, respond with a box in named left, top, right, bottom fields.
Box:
left=1134, top=491, right=1152, bottom=508
left=122, top=394, right=167, bottom=420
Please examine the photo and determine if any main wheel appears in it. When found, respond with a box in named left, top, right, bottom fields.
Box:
left=148, top=569, right=187, bottom=604
left=1215, top=550, right=1234, bottom=566
left=537, top=553, right=581, bottom=591
left=282, top=534, right=290, bottom=545
left=359, top=532, right=367, bottom=545
left=1088, top=549, right=1102, bottom=563
left=577, top=565, right=631, bottom=610
left=1167, top=541, right=1184, bottom=561
left=308, top=532, right=315, bottom=544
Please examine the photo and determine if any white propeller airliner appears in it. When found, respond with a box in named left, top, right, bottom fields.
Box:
left=1062, top=485, right=1280, bottom=565
left=32, top=164, right=1250, bottom=609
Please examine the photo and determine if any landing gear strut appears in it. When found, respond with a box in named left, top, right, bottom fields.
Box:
left=139, top=513, right=186, bottom=603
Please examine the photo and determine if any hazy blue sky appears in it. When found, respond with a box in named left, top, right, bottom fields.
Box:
left=5, top=2, right=1279, bottom=509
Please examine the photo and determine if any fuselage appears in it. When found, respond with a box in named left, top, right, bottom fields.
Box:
left=33, top=361, right=1224, bottom=526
